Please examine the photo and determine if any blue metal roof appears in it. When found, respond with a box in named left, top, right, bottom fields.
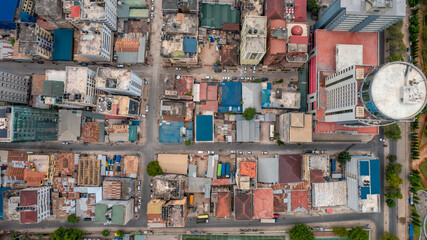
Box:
left=159, top=121, right=184, bottom=143
left=53, top=29, right=73, bottom=61
left=369, top=159, right=381, bottom=195
left=196, top=115, right=213, bottom=142
left=0, top=0, right=19, bottom=29
left=220, top=81, right=242, bottom=112
left=183, top=38, right=197, bottom=53
left=359, top=161, right=369, bottom=176
left=360, top=186, right=370, bottom=200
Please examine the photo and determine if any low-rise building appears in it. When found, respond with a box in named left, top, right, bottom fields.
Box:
left=80, top=0, right=117, bottom=31
left=264, top=19, right=287, bottom=66
left=114, top=36, right=146, bottom=64
left=279, top=112, right=313, bottom=143
left=96, top=68, right=143, bottom=97
left=236, top=115, right=260, bottom=143
left=234, top=191, right=253, bottom=220
left=151, top=174, right=186, bottom=200
left=165, top=198, right=187, bottom=227
left=95, top=199, right=134, bottom=225
left=163, top=75, right=194, bottom=100
left=102, top=178, right=134, bottom=200
left=17, top=187, right=51, bottom=224
left=147, top=198, right=167, bottom=229
left=24, top=154, right=55, bottom=187
left=14, top=24, right=53, bottom=60
left=312, top=181, right=347, bottom=208
left=240, top=16, right=267, bottom=65
left=77, top=155, right=100, bottom=186
left=280, top=22, right=309, bottom=68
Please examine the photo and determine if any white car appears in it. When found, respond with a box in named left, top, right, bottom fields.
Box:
left=239, top=151, right=244, bottom=155
left=247, top=151, right=253, bottom=154
left=137, top=185, right=141, bottom=191
left=146, top=105, right=149, bottom=113
left=205, top=76, right=211, bottom=79
left=208, top=151, right=215, bottom=154
left=175, top=67, right=181, bottom=71
left=62, top=141, right=69, bottom=145
left=379, top=138, right=386, bottom=142
left=253, top=66, right=256, bottom=73
left=244, top=66, right=247, bottom=73
left=140, top=114, right=146, bottom=118
left=231, top=150, right=236, bottom=154
left=261, top=151, right=268, bottom=155
left=151, top=5, right=154, bottom=11
left=198, top=151, right=204, bottom=154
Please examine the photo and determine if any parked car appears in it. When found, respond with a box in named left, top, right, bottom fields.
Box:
left=253, top=66, right=256, bottom=73
left=102, top=63, right=110, bottom=67
left=175, top=67, right=181, bottom=71
left=239, top=77, right=244, bottom=80
left=137, top=185, right=141, bottom=191
left=261, top=151, right=268, bottom=155
left=140, top=114, right=146, bottom=118
left=208, top=151, right=215, bottom=154
left=261, top=78, right=269, bottom=81
left=214, top=68, right=222, bottom=73
left=146, top=105, right=149, bottom=112
left=222, top=69, right=227, bottom=72
left=138, top=179, right=141, bottom=185
left=83, top=142, right=90, bottom=146
left=144, top=81, right=149, bottom=85
left=223, top=76, right=227, bottom=80
left=62, top=141, right=69, bottom=145
left=150, top=13, right=154, bottom=19
left=37, top=60, right=44, bottom=64
left=379, top=137, right=386, bottom=142
left=247, top=151, right=253, bottom=154
left=198, top=151, right=204, bottom=154
left=232, top=77, right=238, bottom=80
left=80, top=62, right=88, bottom=66
left=205, top=76, right=211, bottom=79
left=239, top=151, right=244, bottom=155
left=117, top=64, right=124, bottom=68
left=231, top=150, right=236, bottom=154
left=245, top=77, right=251, bottom=80
left=244, top=66, right=247, bottom=73
left=151, top=5, right=154, bottom=11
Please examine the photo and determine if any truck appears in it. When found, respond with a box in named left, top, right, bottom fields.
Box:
left=217, top=164, right=222, bottom=177
left=221, top=163, right=226, bottom=176
left=225, top=163, right=230, bottom=178
left=330, top=159, right=336, bottom=173
left=196, top=218, right=208, bottom=224
left=260, top=219, right=277, bottom=223
left=116, top=155, right=122, bottom=163
left=188, top=194, right=194, bottom=207
left=409, top=224, right=414, bottom=238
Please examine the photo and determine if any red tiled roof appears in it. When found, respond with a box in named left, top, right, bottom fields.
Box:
left=213, top=179, right=231, bottom=185
left=55, top=152, right=76, bottom=177
left=291, top=190, right=308, bottom=211
left=220, top=44, right=239, bottom=66
left=269, top=39, right=286, bottom=54
left=199, top=101, right=218, bottom=112
left=273, top=193, right=287, bottom=212
left=265, top=0, right=284, bottom=20
left=115, top=38, right=139, bottom=53
left=200, top=82, right=208, bottom=101
left=24, top=169, right=45, bottom=187
left=102, top=180, right=122, bottom=199
left=207, top=84, right=218, bottom=101
left=240, top=161, right=256, bottom=178
left=235, top=193, right=253, bottom=220
left=279, top=154, right=302, bottom=183
left=31, top=74, right=45, bottom=96
left=253, top=189, right=274, bottom=219
left=270, top=19, right=286, bottom=29
left=20, top=190, right=38, bottom=206
left=175, top=76, right=194, bottom=97
left=20, top=211, right=38, bottom=224
left=294, top=0, right=307, bottom=22
left=81, top=122, right=100, bottom=143
left=216, top=192, right=231, bottom=218
left=222, top=23, right=240, bottom=31
left=310, top=169, right=326, bottom=184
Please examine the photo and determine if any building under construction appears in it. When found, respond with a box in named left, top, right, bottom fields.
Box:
left=77, top=155, right=101, bottom=186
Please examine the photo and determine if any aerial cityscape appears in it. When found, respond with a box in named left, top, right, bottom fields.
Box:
left=0, top=0, right=425, bottom=240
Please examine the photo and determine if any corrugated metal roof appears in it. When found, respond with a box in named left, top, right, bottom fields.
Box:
left=236, top=116, right=260, bottom=142
left=183, top=38, right=197, bottom=53
left=242, top=83, right=262, bottom=113
left=53, top=29, right=73, bottom=61
left=370, top=159, right=381, bottom=195
left=201, top=3, right=240, bottom=29
left=253, top=189, right=274, bottom=219
left=258, top=157, right=279, bottom=183
left=129, top=9, right=149, bottom=18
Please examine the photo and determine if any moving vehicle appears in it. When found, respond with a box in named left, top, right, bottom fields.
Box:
left=261, top=152, right=268, bottom=155
left=80, top=62, right=88, bottom=66
left=217, top=164, right=222, bottom=177
left=225, top=163, right=230, bottom=178
left=188, top=194, right=194, bottom=207
left=196, top=218, right=208, bottom=224
left=260, top=219, right=277, bottom=223
left=146, top=105, right=149, bottom=112
left=117, top=64, right=124, bottom=68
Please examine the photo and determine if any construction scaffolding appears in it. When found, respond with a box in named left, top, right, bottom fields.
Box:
left=77, top=155, right=100, bottom=186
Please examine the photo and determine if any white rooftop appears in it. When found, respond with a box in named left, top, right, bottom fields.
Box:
left=336, top=44, right=363, bottom=72
left=370, top=62, right=427, bottom=120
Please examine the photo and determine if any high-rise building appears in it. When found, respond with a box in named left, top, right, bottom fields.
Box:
left=240, top=16, right=267, bottom=65
left=0, top=106, right=58, bottom=142
left=314, top=0, right=405, bottom=32
left=17, top=187, right=51, bottom=224
left=0, top=69, right=30, bottom=104
left=77, top=22, right=112, bottom=62
left=325, top=61, right=427, bottom=125
left=80, top=0, right=117, bottom=31
left=263, top=19, right=287, bottom=66
left=96, top=68, right=143, bottom=97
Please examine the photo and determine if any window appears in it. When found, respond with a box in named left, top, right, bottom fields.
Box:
left=249, top=53, right=257, bottom=59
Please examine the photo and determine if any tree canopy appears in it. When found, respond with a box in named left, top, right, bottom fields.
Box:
left=333, top=227, right=349, bottom=237
left=382, top=124, right=401, bottom=141
left=102, top=230, right=110, bottom=237
left=146, top=160, right=163, bottom=177
left=307, top=0, right=320, bottom=15
left=67, top=214, right=80, bottom=224
left=50, top=227, right=83, bottom=240
left=116, top=230, right=125, bottom=238
left=348, top=227, right=369, bottom=240
left=337, top=151, right=351, bottom=164
left=289, top=224, right=315, bottom=240
left=242, top=107, right=256, bottom=120
left=386, top=163, right=403, bottom=188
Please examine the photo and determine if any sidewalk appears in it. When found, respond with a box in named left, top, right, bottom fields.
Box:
left=383, top=143, right=390, bottom=233
left=396, top=122, right=410, bottom=240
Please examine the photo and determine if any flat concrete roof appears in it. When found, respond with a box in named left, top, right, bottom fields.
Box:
left=312, top=181, right=347, bottom=207
left=336, top=44, right=363, bottom=71
left=370, top=62, right=427, bottom=119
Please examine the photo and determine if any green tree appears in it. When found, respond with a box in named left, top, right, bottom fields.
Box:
left=385, top=186, right=403, bottom=200
left=38, top=234, right=43, bottom=239
left=387, top=154, right=397, bottom=162
left=67, top=214, right=80, bottom=224
left=242, top=107, right=256, bottom=120
left=21, top=234, right=27, bottom=239
left=274, top=132, right=280, bottom=137
left=337, top=151, right=351, bottom=164
left=50, top=227, right=83, bottom=240
left=386, top=198, right=396, bottom=208
left=102, top=230, right=110, bottom=237
left=386, top=163, right=403, bottom=188
left=382, top=124, right=401, bottom=141
left=10, top=38, right=15, bottom=46
left=348, top=227, right=369, bottom=240
left=380, top=232, right=399, bottom=240
left=307, top=0, right=320, bottom=15
left=254, top=78, right=261, bottom=83
left=289, top=224, right=315, bottom=240
left=11, top=233, right=16, bottom=239
left=333, top=227, right=349, bottom=237
left=116, top=230, right=125, bottom=239
left=185, top=140, right=191, bottom=146
left=277, top=140, right=286, bottom=146
left=216, top=60, right=221, bottom=65
left=146, top=160, right=163, bottom=177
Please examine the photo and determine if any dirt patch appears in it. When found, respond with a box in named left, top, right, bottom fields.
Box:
left=199, top=42, right=220, bottom=66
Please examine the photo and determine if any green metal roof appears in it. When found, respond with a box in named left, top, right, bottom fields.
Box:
left=201, top=3, right=240, bottom=29
left=129, top=125, right=137, bottom=141
left=129, top=9, right=149, bottom=18
left=95, top=204, right=108, bottom=223
left=42, top=80, right=64, bottom=97
left=52, top=29, right=73, bottom=61
left=111, top=205, right=124, bottom=224
left=121, top=0, right=146, bottom=7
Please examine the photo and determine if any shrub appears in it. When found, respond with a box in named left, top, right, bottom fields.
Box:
left=67, top=214, right=80, bottom=223
left=289, top=224, right=315, bottom=240
left=242, top=107, right=256, bottom=120
left=333, top=227, right=349, bottom=237
left=102, top=230, right=110, bottom=237
left=185, top=140, right=191, bottom=146
left=146, top=160, right=163, bottom=176
left=337, top=151, right=351, bottom=164
left=382, top=123, right=401, bottom=141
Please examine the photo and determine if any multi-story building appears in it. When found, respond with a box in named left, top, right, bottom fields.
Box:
left=280, top=22, right=309, bottom=68
left=96, top=68, right=143, bottom=97
left=35, top=0, right=63, bottom=22
left=0, top=69, right=30, bottom=104
left=80, top=0, right=117, bottom=31
left=97, top=95, right=140, bottom=118
left=15, top=24, right=54, bottom=60
left=240, top=16, right=267, bottom=65
left=17, top=187, right=51, bottom=224
left=0, top=106, right=58, bottom=142
left=263, top=19, right=287, bottom=66
left=325, top=61, right=427, bottom=126
left=314, top=0, right=406, bottom=32
left=77, top=22, right=112, bottom=62
left=62, top=0, right=83, bottom=29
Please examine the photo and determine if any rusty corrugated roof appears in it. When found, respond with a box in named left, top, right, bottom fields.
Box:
left=216, top=192, right=230, bottom=218
left=253, top=188, right=274, bottom=219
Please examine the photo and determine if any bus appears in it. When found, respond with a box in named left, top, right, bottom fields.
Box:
left=198, top=214, right=209, bottom=219
left=269, top=125, right=275, bottom=140
left=217, top=164, right=222, bottom=177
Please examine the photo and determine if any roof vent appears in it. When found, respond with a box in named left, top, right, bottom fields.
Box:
left=248, top=29, right=252, bottom=34
left=254, top=29, right=257, bottom=34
